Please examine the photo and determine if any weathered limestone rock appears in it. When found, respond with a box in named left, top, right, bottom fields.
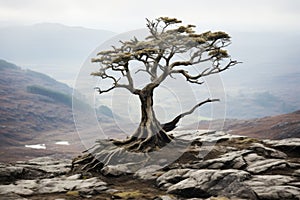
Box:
left=0, top=174, right=107, bottom=196
left=188, top=150, right=251, bottom=170
left=0, top=156, right=72, bottom=185
left=263, top=138, right=300, bottom=148
left=0, top=192, right=28, bottom=200
left=249, top=142, right=287, bottom=158
left=243, top=153, right=265, bottom=164
left=172, top=130, right=246, bottom=143
left=157, top=169, right=256, bottom=199
left=244, top=175, right=300, bottom=199
left=263, top=138, right=300, bottom=157
left=246, top=159, right=290, bottom=174
left=101, top=164, right=132, bottom=176
left=250, top=186, right=300, bottom=200
left=0, top=164, right=25, bottom=183
left=15, top=156, right=72, bottom=175
left=134, top=165, right=163, bottom=180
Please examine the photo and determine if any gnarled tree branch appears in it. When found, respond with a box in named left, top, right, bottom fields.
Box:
left=162, top=98, right=219, bottom=132
left=170, top=60, right=240, bottom=84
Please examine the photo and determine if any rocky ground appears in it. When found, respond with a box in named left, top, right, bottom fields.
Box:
left=0, top=131, right=299, bottom=200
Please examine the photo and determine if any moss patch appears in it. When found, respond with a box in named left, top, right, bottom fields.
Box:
left=113, top=190, right=144, bottom=199
left=66, top=190, right=79, bottom=196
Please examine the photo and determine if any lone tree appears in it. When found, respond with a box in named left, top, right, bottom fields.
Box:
left=91, top=17, right=239, bottom=153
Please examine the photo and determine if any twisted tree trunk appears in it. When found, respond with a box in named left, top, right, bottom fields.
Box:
left=72, top=96, right=219, bottom=171
left=114, top=88, right=172, bottom=152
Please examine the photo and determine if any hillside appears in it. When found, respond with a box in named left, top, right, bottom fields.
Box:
left=224, top=110, right=300, bottom=139
left=194, top=110, right=300, bottom=139
left=0, top=60, right=76, bottom=146
left=0, top=60, right=123, bottom=162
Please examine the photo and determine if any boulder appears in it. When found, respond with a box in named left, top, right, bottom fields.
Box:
left=0, top=164, right=25, bottom=183
left=263, top=138, right=300, bottom=156
left=249, top=142, right=287, bottom=158
left=244, top=174, right=300, bottom=199
left=250, top=186, right=300, bottom=200
left=15, top=156, right=71, bottom=175
left=189, top=150, right=251, bottom=170
left=101, top=164, right=132, bottom=176
left=134, top=165, right=163, bottom=180
left=157, top=169, right=257, bottom=199
left=0, top=174, right=107, bottom=196
left=246, top=159, right=290, bottom=174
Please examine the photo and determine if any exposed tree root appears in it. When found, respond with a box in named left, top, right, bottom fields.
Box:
left=72, top=99, right=218, bottom=173
left=72, top=137, right=191, bottom=173
left=72, top=139, right=150, bottom=172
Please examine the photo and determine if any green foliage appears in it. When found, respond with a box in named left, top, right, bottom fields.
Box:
left=27, top=85, right=72, bottom=107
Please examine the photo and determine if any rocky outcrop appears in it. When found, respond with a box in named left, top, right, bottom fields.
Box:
left=0, top=157, right=109, bottom=200
left=152, top=131, right=300, bottom=200
left=0, top=131, right=300, bottom=199
left=157, top=169, right=255, bottom=199
left=0, top=157, right=71, bottom=184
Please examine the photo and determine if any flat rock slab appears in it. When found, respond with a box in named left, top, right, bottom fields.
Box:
left=0, top=174, right=107, bottom=196
left=157, top=169, right=256, bottom=199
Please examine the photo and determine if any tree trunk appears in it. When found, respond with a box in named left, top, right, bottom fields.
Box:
left=72, top=95, right=219, bottom=171
left=115, top=88, right=172, bottom=152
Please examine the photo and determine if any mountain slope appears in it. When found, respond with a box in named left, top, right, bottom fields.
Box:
left=224, top=110, right=300, bottom=139
left=0, top=59, right=121, bottom=161
left=194, top=110, right=300, bottom=139
left=0, top=60, right=76, bottom=146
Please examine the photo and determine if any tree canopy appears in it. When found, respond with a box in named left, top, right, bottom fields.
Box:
left=91, top=17, right=238, bottom=96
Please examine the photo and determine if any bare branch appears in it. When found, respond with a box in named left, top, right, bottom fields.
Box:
left=94, top=86, right=115, bottom=94
left=162, top=98, right=219, bottom=132
left=92, top=63, right=141, bottom=95
left=171, top=60, right=240, bottom=84
left=92, top=72, right=120, bottom=94
left=135, top=68, right=155, bottom=78
left=181, top=98, right=220, bottom=118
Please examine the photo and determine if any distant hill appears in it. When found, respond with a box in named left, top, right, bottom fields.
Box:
left=193, top=110, right=300, bottom=139
left=224, top=90, right=297, bottom=119
left=0, top=60, right=75, bottom=146
left=0, top=60, right=117, bottom=147
left=0, top=23, right=115, bottom=84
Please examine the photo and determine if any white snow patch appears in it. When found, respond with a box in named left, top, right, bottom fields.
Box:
left=55, top=141, right=70, bottom=145
left=25, top=144, right=46, bottom=149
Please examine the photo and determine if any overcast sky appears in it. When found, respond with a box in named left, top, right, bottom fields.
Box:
left=0, top=0, right=299, bottom=32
